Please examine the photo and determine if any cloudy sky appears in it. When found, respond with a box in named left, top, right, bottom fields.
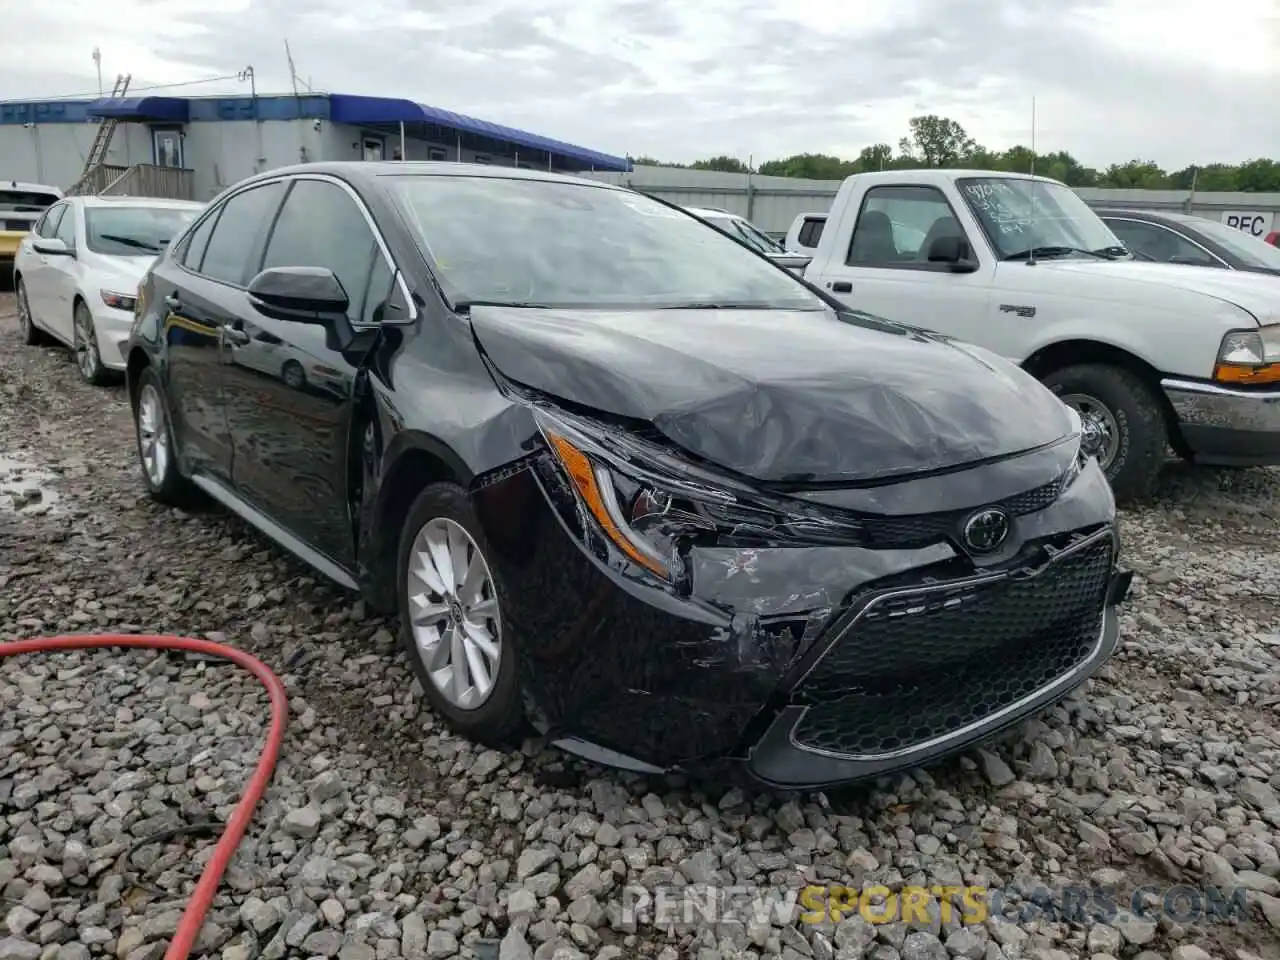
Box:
left=4, top=0, right=1276, bottom=170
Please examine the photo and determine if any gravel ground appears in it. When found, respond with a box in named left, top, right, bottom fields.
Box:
left=2, top=288, right=1279, bottom=960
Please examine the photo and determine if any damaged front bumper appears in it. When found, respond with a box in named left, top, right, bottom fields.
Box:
left=472, top=425, right=1130, bottom=788
left=747, top=528, right=1131, bottom=789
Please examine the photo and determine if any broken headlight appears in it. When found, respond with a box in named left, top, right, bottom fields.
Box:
left=533, top=407, right=865, bottom=583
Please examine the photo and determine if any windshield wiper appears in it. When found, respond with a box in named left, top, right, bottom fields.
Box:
left=99, top=234, right=162, bottom=253
left=659, top=301, right=771, bottom=309
left=1004, top=245, right=1108, bottom=262
left=454, top=299, right=553, bottom=313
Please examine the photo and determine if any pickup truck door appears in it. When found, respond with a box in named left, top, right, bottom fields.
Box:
left=812, top=183, right=997, bottom=348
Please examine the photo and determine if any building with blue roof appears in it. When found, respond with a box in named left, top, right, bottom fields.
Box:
left=0, top=90, right=631, bottom=201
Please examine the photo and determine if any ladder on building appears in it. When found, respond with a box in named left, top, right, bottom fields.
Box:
left=68, top=73, right=131, bottom=195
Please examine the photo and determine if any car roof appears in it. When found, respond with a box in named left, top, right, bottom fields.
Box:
left=1100, top=209, right=1193, bottom=224
left=2, top=180, right=62, bottom=196
left=233, top=160, right=624, bottom=194
left=77, top=196, right=205, bottom=210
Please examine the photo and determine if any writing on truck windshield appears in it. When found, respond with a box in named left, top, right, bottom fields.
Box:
left=957, top=177, right=1126, bottom=260
left=392, top=176, right=824, bottom=310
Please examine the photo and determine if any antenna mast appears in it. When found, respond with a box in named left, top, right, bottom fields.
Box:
left=285, top=40, right=300, bottom=97
left=1028, top=96, right=1038, bottom=267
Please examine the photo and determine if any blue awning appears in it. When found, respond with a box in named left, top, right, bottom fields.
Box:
left=327, top=95, right=630, bottom=172
left=87, top=97, right=190, bottom=123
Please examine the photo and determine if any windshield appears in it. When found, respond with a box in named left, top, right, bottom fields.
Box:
left=392, top=176, right=824, bottom=310
left=85, top=206, right=198, bottom=256
left=0, top=190, right=59, bottom=213
left=1189, top=219, right=1280, bottom=270
left=957, top=177, right=1124, bottom=260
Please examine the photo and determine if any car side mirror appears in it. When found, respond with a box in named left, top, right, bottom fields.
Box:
left=248, top=266, right=350, bottom=322
left=33, top=237, right=73, bottom=257
left=927, top=235, right=978, bottom=273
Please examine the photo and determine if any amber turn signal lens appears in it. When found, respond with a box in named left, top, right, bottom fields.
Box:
left=1213, top=363, right=1280, bottom=385
left=545, top=432, right=670, bottom=578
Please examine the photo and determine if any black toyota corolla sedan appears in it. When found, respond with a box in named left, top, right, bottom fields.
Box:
left=125, top=161, right=1130, bottom=789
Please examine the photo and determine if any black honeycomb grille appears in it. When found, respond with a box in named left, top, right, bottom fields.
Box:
left=858, top=474, right=1066, bottom=548
left=791, top=534, right=1113, bottom=758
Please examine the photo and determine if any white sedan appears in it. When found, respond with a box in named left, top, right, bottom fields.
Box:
left=14, top=196, right=203, bottom=385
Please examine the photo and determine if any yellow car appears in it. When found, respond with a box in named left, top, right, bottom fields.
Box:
left=2, top=180, right=63, bottom=273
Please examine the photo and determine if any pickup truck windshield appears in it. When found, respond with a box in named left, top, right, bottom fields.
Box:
left=957, top=177, right=1124, bottom=260
left=391, top=175, right=824, bottom=311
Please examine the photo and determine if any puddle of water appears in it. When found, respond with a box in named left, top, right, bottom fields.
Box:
left=0, top=454, right=61, bottom=515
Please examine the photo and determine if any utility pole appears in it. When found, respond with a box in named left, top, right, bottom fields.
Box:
left=92, top=48, right=103, bottom=95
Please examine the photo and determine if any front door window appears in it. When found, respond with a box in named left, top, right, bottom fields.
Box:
left=153, top=129, right=184, bottom=168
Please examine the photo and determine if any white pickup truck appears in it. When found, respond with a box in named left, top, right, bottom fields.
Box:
left=802, top=168, right=1280, bottom=500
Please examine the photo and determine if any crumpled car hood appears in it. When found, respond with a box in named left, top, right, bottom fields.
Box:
left=470, top=305, right=1075, bottom=484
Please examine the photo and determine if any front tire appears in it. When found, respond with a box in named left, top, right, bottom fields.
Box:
left=133, top=367, right=198, bottom=506
left=396, top=482, right=524, bottom=745
left=282, top=359, right=306, bottom=390
left=1043, top=363, right=1167, bottom=502
left=74, top=301, right=110, bottom=385
left=16, top=278, right=49, bottom=346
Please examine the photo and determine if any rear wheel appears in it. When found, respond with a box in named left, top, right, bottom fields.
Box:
left=396, top=482, right=524, bottom=745
left=74, top=301, right=110, bottom=385
left=133, top=367, right=198, bottom=506
left=16, top=278, right=49, bottom=346
left=1042, top=363, right=1167, bottom=502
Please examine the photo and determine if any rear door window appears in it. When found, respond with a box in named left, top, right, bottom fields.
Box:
left=1107, top=219, right=1216, bottom=266
left=181, top=211, right=219, bottom=271
left=198, top=182, right=287, bottom=285
left=798, top=218, right=825, bottom=248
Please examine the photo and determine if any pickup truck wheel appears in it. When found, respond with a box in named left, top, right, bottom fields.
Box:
left=1042, top=364, right=1166, bottom=502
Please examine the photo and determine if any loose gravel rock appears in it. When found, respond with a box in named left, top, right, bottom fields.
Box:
left=2, top=292, right=1279, bottom=960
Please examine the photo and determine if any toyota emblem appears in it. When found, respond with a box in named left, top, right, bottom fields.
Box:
left=962, top=508, right=1010, bottom=552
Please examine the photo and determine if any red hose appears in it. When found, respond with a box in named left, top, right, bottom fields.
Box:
left=1, top=634, right=289, bottom=960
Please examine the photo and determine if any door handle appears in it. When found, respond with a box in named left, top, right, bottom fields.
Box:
left=221, top=324, right=250, bottom=346
left=163, top=295, right=182, bottom=310
left=831, top=281, right=853, bottom=293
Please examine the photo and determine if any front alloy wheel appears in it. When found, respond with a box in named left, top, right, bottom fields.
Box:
left=407, top=516, right=502, bottom=709
left=396, top=483, right=524, bottom=744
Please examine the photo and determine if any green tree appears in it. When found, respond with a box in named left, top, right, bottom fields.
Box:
left=1101, top=160, right=1169, bottom=189
left=757, top=153, right=857, bottom=179
left=629, top=115, right=1274, bottom=190
left=900, top=115, right=979, bottom=167
left=689, top=156, right=750, bottom=174
left=855, top=144, right=895, bottom=171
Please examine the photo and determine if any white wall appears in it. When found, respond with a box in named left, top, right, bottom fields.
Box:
left=0, top=122, right=151, bottom=188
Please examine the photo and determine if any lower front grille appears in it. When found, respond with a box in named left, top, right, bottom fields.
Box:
left=790, top=532, right=1114, bottom=758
